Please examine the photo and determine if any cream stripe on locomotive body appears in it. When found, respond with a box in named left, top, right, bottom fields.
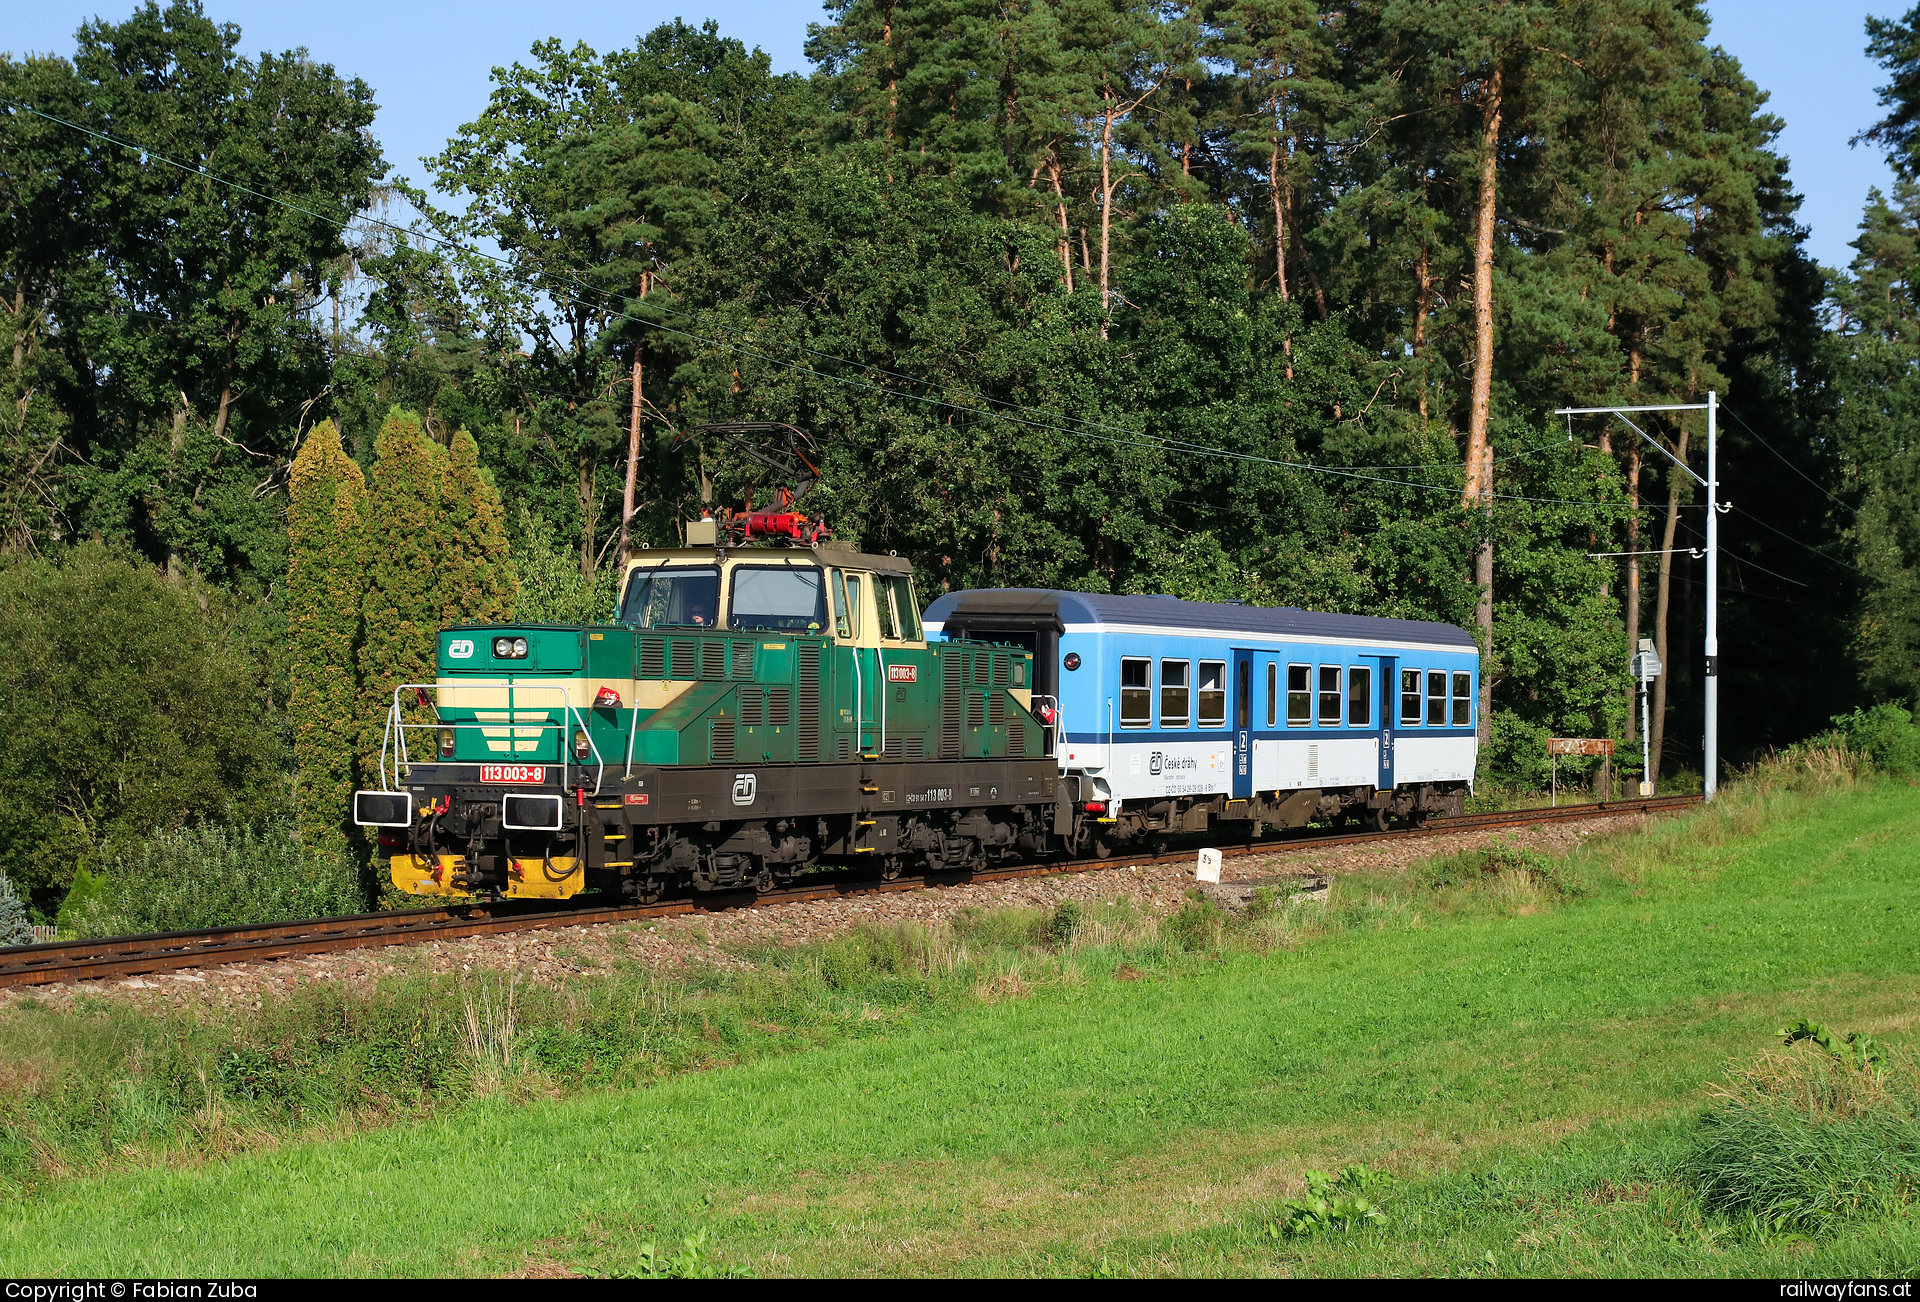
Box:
left=922, top=588, right=1479, bottom=845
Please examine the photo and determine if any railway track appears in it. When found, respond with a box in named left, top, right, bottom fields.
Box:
left=0, top=793, right=1700, bottom=990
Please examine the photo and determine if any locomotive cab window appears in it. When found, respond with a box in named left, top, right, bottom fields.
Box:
left=1400, top=668, right=1422, bottom=725
left=728, top=566, right=826, bottom=633
left=845, top=574, right=865, bottom=639
left=892, top=575, right=923, bottom=640
left=1287, top=663, right=1310, bottom=725
left=1318, top=665, right=1342, bottom=726
left=1160, top=659, right=1190, bottom=727
left=621, top=565, right=720, bottom=628
left=1198, top=660, right=1227, bottom=727
left=875, top=576, right=899, bottom=639
left=1452, top=671, right=1473, bottom=726
left=1427, top=670, right=1448, bottom=726
left=1347, top=666, right=1372, bottom=727
left=1266, top=662, right=1277, bottom=728
left=1120, top=657, right=1151, bottom=727
left=830, top=571, right=863, bottom=639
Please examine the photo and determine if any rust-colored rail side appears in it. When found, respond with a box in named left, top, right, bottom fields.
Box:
left=0, top=794, right=1700, bottom=989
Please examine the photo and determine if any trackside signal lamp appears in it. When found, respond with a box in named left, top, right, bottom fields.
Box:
left=494, top=636, right=529, bottom=659
left=572, top=729, right=592, bottom=760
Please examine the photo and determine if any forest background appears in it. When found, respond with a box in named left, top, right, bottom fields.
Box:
left=5, top=0, right=1920, bottom=919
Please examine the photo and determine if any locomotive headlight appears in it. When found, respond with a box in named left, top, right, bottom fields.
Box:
left=438, top=727, right=457, bottom=758
left=493, top=636, right=529, bottom=659
left=571, top=729, right=592, bottom=760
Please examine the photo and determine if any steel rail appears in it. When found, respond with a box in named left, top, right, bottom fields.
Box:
left=0, top=793, right=1699, bottom=990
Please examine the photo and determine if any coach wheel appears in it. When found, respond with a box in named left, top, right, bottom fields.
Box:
left=1371, top=805, right=1391, bottom=834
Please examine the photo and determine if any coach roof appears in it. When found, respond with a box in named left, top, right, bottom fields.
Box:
left=923, top=588, right=1477, bottom=650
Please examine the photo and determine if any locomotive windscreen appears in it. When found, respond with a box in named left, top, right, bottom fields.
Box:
left=621, top=566, right=720, bottom=628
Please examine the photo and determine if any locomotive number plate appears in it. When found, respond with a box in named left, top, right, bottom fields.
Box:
left=479, top=764, right=546, bottom=784
left=888, top=665, right=917, bottom=682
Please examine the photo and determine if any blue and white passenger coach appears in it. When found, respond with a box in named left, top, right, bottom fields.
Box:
left=924, top=590, right=1478, bottom=846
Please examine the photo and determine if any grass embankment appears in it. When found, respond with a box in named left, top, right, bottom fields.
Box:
left=3, top=758, right=1918, bottom=1276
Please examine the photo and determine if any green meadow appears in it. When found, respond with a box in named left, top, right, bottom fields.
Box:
left=3, top=766, right=1917, bottom=1277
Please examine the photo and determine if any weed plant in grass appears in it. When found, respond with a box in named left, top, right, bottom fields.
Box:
left=1678, top=1039, right=1920, bottom=1234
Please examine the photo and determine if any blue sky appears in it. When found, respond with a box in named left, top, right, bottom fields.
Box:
left=2, top=0, right=1905, bottom=272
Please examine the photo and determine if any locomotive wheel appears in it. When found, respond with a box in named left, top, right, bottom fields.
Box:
left=629, top=876, right=665, bottom=905
left=1371, top=805, right=1391, bottom=834
left=752, top=865, right=776, bottom=894
left=879, top=856, right=904, bottom=881
left=1089, top=835, right=1115, bottom=861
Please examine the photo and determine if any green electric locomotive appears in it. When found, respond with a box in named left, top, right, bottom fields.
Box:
left=354, top=518, right=1066, bottom=903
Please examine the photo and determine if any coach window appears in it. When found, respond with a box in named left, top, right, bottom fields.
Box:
left=1347, top=666, right=1372, bottom=727
left=1400, top=668, right=1422, bottom=725
left=1160, top=659, right=1190, bottom=727
left=1318, top=665, right=1342, bottom=726
left=1198, top=660, right=1227, bottom=727
left=1426, top=670, right=1447, bottom=726
left=1121, top=657, right=1152, bottom=727
left=1287, top=664, right=1311, bottom=725
left=1452, top=671, right=1473, bottom=727
left=1266, top=662, right=1278, bottom=728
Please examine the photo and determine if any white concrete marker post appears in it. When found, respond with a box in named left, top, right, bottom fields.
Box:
left=1196, top=848, right=1222, bottom=884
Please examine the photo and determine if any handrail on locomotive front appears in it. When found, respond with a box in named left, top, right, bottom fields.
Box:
left=379, top=683, right=607, bottom=797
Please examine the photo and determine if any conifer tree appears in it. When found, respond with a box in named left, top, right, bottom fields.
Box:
left=286, top=419, right=368, bottom=852
left=0, top=871, right=31, bottom=945
left=358, top=409, right=453, bottom=779
left=442, top=428, right=519, bottom=627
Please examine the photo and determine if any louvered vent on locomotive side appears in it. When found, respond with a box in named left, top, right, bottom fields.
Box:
left=640, top=639, right=665, bottom=678
left=740, top=687, right=764, bottom=727
left=711, top=719, right=735, bottom=762
left=905, top=736, right=925, bottom=760
left=796, top=644, right=820, bottom=759
left=988, top=689, right=1006, bottom=728
left=670, top=640, right=696, bottom=679
left=992, top=653, right=1009, bottom=686
left=701, top=641, right=725, bottom=680
left=967, top=693, right=985, bottom=730
left=941, top=653, right=963, bottom=758
left=767, top=686, right=790, bottom=727
left=731, top=641, right=753, bottom=678
left=1008, top=711, right=1026, bottom=756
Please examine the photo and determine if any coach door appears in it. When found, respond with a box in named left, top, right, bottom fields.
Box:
left=1368, top=654, right=1397, bottom=791
left=1232, top=650, right=1254, bottom=800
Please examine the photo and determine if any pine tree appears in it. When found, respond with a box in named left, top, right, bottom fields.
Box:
left=286, top=419, right=368, bottom=851
left=358, top=409, right=453, bottom=781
